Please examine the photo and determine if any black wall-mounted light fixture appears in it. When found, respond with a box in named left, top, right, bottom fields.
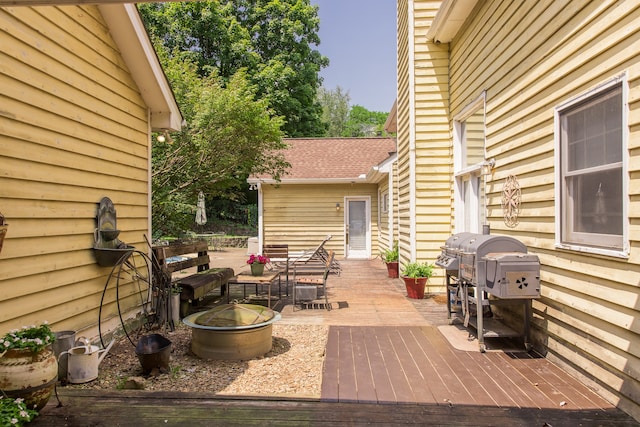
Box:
left=336, top=203, right=340, bottom=211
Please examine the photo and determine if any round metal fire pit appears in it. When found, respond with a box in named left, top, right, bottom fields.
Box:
left=182, top=303, right=281, bottom=360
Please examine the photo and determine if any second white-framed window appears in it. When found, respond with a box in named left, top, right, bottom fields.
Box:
left=555, top=75, right=628, bottom=256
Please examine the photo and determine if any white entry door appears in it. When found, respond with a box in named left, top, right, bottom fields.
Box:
left=345, top=198, right=370, bottom=259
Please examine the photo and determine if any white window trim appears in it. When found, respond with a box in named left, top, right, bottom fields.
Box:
left=553, top=73, right=629, bottom=258
left=381, top=190, right=389, bottom=214
left=454, top=92, right=486, bottom=233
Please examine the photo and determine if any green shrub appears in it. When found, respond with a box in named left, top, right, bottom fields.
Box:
left=380, top=241, right=399, bottom=262
left=401, top=261, right=434, bottom=278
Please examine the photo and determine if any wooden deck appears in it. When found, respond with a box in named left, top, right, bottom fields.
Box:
left=322, top=326, right=625, bottom=411
left=33, top=251, right=639, bottom=426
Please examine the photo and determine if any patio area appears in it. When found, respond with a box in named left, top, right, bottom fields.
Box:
left=33, top=248, right=638, bottom=426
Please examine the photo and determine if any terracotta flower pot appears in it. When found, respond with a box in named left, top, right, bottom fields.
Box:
left=386, top=261, right=399, bottom=278
left=402, top=276, right=428, bottom=299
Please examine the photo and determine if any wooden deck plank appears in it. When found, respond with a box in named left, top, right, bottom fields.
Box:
left=459, top=345, right=538, bottom=409
left=394, top=327, right=451, bottom=405
left=474, top=347, right=543, bottom=409
left=336, top=326, right=358, bottom=402
left=385, top=327, right=434, bottom=404
left=320, top=326, right=340, bottom=402
left=457, top=349, right=524, bottom=408
left=34, top=390, right=639, bottom=426
left=375, top=327, right=418, bottom=403
left=524, top=352, right=615, bottom=409
left=362, top=326, right=398, bottom=404
left=496, top=351, right=573, bottom=409
left=418, top=326, right=501, bottom=407
left=488, top=351, right=558, bottom=409
left=402, top=326, right=477, bottom=406
left=350, top=327, right=379, bottom=403
left=519, top=353, right=615, bottom=409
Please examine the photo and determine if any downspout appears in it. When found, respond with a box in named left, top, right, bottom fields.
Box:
left=147, top=112, right=153, bottom=256
left=408, top=0, right=417, bottom=261
left=388, top=165, right=394, bottom=245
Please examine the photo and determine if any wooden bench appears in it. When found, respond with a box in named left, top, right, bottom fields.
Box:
left=152, top=241, right=234, bottom=312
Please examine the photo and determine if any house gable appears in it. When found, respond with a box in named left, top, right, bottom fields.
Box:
left=99, top=4, right=181, bottom=131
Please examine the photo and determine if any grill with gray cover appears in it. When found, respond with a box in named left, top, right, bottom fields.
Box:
left=436, top=232, right=541, bottom=352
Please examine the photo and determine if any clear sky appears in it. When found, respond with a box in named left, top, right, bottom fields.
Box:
left=311, top=0, right=397, bottom=114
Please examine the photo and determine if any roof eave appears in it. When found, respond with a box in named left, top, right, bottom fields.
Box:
left=99, top=4, right=182, bottom=131
left=248, top=177, right=372, bottom=185
left=366, top=152, right=397, bottom=183
left=425, top=0, right=479, bottom=44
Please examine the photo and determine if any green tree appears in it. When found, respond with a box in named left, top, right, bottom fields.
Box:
left=317, top=86, right=350, bottom=137
left=138, top=0, right=328, bottom=137
left=151, top=48, right=289, bottom=236
left=343, top=105, right=391, bottom=137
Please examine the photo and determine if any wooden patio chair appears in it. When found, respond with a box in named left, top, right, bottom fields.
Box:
left=292, top=250, right=334, bottom=311
left=263, top=244, right=290, bottom=293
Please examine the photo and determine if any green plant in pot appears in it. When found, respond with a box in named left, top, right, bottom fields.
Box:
left=401, top=261, right=434, bottom=299
left=381, top=242, right=399, bottom=278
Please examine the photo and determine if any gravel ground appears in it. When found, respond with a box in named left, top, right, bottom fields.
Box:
left=63, top=323, right=328, bottom=398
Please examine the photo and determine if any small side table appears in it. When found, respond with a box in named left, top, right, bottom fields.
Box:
left=227, top=271, right=280, bottom=308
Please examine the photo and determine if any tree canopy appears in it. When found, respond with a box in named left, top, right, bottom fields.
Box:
left=317, top=86, right=350, bottom=137
left=343, top=105, right=391, bottom=137
left=318, top=86, right=392, bottom=137
left=139, top=0, right=328, bottom=137
left=151, top=47, right=289, bottom=236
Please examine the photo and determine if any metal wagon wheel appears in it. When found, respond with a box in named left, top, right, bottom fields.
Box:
left=98, top=250, right=159, bottom=348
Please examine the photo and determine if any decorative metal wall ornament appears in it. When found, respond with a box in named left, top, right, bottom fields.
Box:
left=501, top=175, right=521, bottom=228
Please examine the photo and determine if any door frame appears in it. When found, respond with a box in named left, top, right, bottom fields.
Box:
left=344, top=196, right=371, bottom=259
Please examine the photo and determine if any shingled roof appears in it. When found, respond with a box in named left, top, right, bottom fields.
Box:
left=252, top=137, right=396, bottom=183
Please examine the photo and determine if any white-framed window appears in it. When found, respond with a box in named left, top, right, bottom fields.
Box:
left=381, top=191, right=389, bottom=214
left=454, top=92, right=486, bottom=233
left=555, top=75, right=628, bottom=256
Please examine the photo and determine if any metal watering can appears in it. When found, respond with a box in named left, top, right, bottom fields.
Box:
left=58, top=337, right=114, bottom=384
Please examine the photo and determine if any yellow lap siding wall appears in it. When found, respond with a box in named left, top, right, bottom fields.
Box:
left=0, top=5, right=150, bottom=338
